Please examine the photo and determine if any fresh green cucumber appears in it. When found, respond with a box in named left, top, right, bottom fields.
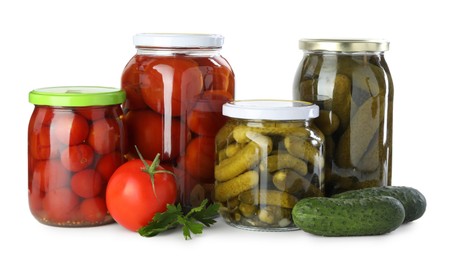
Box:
left=292, top=196, right=405, bottom=236
left=333, top=186, right=426, bottom=223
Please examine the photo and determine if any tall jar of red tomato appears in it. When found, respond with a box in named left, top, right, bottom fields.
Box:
left=28, top=86, right=127, bottom=227
left=121, top=33, right=235, bottom=211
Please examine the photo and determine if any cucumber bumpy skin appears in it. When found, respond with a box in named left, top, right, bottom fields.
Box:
left=292, top=196, right=405, bottom=236
left=333, top=186, right=426, bottom=223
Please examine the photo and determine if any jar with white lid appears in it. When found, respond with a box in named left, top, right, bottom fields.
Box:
left=293, top=39, right=394, bottom=196
left=121, top=33, right=235, bottom=212
left=214, top=100, right=324, bottom=231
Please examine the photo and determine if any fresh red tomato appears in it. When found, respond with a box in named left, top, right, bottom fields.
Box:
left=60, top=144, right=95, bottom=172
left=95, top=152, right=124, bottom=181
left=183, top=136, right=216, bottom=182
left=43, top=187, right=79, bottom=222
left=79, top=197, right=107, bottom=222
left=71, top=169, right=103, bottom=198
left=124, top=109, right=190, bottom=161
left=53, top=113, right=89, bottom=145
left=106, top=154, right=177, bottom=231
left=139, top=57, right=203, bottom=116
left=187, top=90, right=232, bottom=136
left=32, top=160, right=70, bottom=192
left=88, top=118, right=121, bottom=155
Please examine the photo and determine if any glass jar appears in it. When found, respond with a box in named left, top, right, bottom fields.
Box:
left=121, top=33, right=235, bottom=211
left=293, top=39, right=394, bottom=196
left=214, top=100, right=324, bottom=231
left=28, top=86, right=127, bottom=227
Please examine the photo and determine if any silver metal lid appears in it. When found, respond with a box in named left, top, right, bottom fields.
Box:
left=299, top=39, right=389, bottom=52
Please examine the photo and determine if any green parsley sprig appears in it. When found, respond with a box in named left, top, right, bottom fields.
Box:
left=138, top=199, right=219, bottom=240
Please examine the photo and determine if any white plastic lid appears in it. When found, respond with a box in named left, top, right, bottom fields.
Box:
left=133, top=33, right=224, bottom=48
left=222, top=100, right=319, bottom=120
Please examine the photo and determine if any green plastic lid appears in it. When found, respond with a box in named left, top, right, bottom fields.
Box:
left=29, top=86, right=126, bottom=107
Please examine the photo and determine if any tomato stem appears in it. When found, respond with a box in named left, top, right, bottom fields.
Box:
left=134, top=145, right=174, bottom=198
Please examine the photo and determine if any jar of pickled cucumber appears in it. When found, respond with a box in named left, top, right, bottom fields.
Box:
left=28, top=86, right=127, bottom=227
left=293, top=39, right=394, bottom=196
left=214, top=100, right=324, bottom=231
left=121, top=33, right=235, bottom=212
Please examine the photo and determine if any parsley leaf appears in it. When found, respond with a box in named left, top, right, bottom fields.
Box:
left=138, top=199, right=219, bottom=240
left=189, top=200, right=220, bottom=227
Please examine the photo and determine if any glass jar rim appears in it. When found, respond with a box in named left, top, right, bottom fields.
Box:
left=299, top=38, right=389, bottom=52
left=133, top=33, right=224, bottom=48
left=29, top=86, right=125, bottom=107
left=222, top=100, right=319, bottom=120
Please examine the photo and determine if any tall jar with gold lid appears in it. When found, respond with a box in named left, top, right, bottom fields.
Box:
left=293, top=39, right=393, bottom=196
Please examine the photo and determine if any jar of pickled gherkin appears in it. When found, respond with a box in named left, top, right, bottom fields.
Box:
left=28, top=86, right=127, bottom=227
left=293, top=39, right=394, bottom=196
left=121, top=33, right=235, bottom=212
left=214, top=100, right=324, bottom=231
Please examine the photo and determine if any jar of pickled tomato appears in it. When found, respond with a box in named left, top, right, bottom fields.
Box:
left=121, top=33, right=235, bottom=211
left=28, top=86, right=127, bottom=227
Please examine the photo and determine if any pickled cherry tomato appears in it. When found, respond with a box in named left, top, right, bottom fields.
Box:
left=140, top=57, right=203, bottom=116
left=70, top=169, right=103, bottom=198
left=95, top=152, right=124, bottom=181
left=28, top=188, right=44, bottom=212
left=28, top=107, right=58, bottom=160
left=76, top=107, right=106, bottom=121
left=88, top=118, right=121, bottom=155
left=121, top=57, right=148, bottom=111
left=79, top=197, right=108, bottom=222
left=43, top=187, right=79, bottom=222
left=124, top=109, right=190, bottom=161
left=187, top=90, right=233, bottom=136
left=184, top=136, right=216, bottom=182
left=29, top=126, right=59, bottom=160
left=53, top=113, right=89, bottom=145
left=32, top=160, right=70, bottom=192
left=60, top=144, right=95, bottom=172
left=193, top=56, right=235, bottom=92
left=29, top=106, right=54, bottom=126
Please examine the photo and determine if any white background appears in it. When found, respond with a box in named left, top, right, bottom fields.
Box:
left=1, top=0, right=451, bottom=259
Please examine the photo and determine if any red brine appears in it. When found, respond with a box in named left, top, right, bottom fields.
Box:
left=121, top=33, right=234, bottom=211
left=28, top=87, right=126, bottom=226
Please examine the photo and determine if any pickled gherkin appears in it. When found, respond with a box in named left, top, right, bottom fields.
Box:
left=214, top=100, right=324, bottom=231
left=293, top=39, right=393, bottom=196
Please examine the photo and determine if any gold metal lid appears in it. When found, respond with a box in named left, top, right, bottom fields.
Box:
left=299, top=39, right=389, bottom=52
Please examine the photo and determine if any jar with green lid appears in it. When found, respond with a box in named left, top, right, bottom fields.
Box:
left=293, top=39, right=394, bottom=196
left=214, top=100, right=324, bottom=231
left=28, top=86, right=127, bottom=227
